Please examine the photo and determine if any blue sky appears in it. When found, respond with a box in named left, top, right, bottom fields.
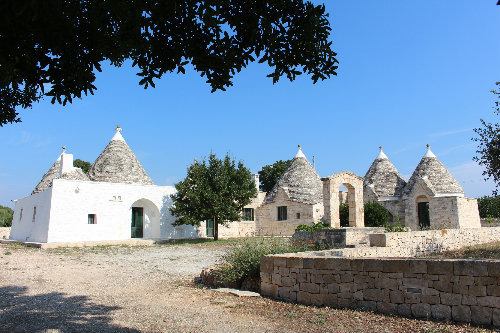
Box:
left=1, top=1, right=499, bottom=207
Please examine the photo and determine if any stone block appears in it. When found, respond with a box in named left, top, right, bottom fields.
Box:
left=387, top=272, right=404, bottom=279
left=390, top=291, right=404, bottom=304
left=476, top=296, right=500, bottom=307
left=289, top=291, right=297, bottom=301
left=297, top=291, right=311, bottom=304
left=302, top=258, right=314, bottom=269
left=323, top=294, right=338, bottom=307
left=353, top=290, right=364, bottom=301
left=375, top=278, right=398, bottom=290
left=363, top=288, right=382, bottom=301
left=471, top=306, right=492, bottom=325
left=424, top=274, right=439, bottom=281
left=452, top=282, right=468, bottom=295
left=404, top=294, right=421, bottom=304
left=398, top=304, right=412, bottom=317
left=409, top=260, right=427, bottom=274
left=272, top=274, right=281, bottom=285
left=323, top=274, right=337, bottom=284
left=405, top=277, right=428, bottom=289
left=296, top=273, right=307, bottom=283
left=278, top=286, right=290, bottom=299
left=260, top=272, right=272, bottom=284
left=432, top=280, right=453, bottom=293
left=487, top=285, right=500, bottom=296
left=281, top=277, right=296, bottom=287
left=459, top=275, right=474, bottom=285
left=493, top=308, right=500, bottom=327
left=339, top=283, right=351, bottom=294
left=261, top=282, right=278, bottom=297
left=377, top=302, right=398, bottom=315
left=350, top=259, right=365, bottom=272
left=475, top=276, right=498, bottom=285
left=339, top=272, right=354, bottom=283
left=461, top=295, right=477, bottom=306
left=287, top=257, right=303, bottom=269
left=382, top=260, right=410, bottom=273
left=328, top=283, right=340, bottom=294
left=423, top=287, right=440, bottom=296
left=358, top=301, right=377, bottom=312
left=427, top=260, right=453, bottom=275
left=440, top=292, right=462, bottom=306
left=454, top=260, right=487, bottom=276
left=421, top=295, right=440, bottom=305
left=411, top=303, right=431, bottom=318
left=338, top=297, right=355, bottom=309
left=431, top=304, right=451, bottom=321
left=310, top=293, right=324, bottom=306
left=310, top=274, right=323, bottom=284
left=487, top=262, right=500, bottom=277
left=300, top=283, right=319, bottom=294
left=274, top=257, right=287, bottom=268
left=260, top=256, right=274, bottom=273
left=364, top=259, right=382, bottom=272
left=452, top=305, right=471, bottom=323
left=469, top=285, right=486, bottom=297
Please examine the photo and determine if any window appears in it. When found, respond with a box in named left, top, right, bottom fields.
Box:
left=88, top=214, right=97, bottom=224
left=296, top=213, right=300, bottom=219
left=19, top=208, right=23, bottom=221
left=242, top=208, right=254, bottom=221
left=32, top=206, right=37, bottom=222
left=277, top=206, right=287, bottom=221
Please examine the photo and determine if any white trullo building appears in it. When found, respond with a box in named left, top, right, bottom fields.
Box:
left=10, top=126, right=199, bottom=243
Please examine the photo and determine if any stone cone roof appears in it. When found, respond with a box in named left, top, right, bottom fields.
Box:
left=87, top=127, right=153, bottom=185
left=263, top=146, right=322, bottom=205
left=364, top=147, right=407, bottom=197
left=32, top=155, right=62, bottom=194
left=403, top=145, right=464, bottom=196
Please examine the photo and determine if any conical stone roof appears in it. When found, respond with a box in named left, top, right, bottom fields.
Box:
left=403, top=145, right=464, bottom=196
left=364, top=147, right=407, bottom=198
left=87, top=126, right=153, bottom=185
left=32, top=155, right=62, bottom=194
left=263, top=146, right=322, bottom=205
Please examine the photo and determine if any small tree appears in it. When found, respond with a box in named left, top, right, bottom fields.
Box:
left=473, top=82, right=500, bottom=195
left=0, top=205, right=13, bottom=227
left=170, top=153, right=257, bottom=240
left=339, top=203, right=349, bottom=227
left=364, top=201, right=389, bottom=227
left=477, top=196, right=500, bottom=218
left=73, top=159, right=91, bottom=174
left=258, top=160, right=291, bottom=192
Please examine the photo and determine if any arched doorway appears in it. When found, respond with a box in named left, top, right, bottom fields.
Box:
left=416, top=195, right=430, bottom=229
left=131, top=198, right=161, bottom=239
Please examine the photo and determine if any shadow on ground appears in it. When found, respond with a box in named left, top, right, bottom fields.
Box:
left=0, top=286, right=142, bottom=333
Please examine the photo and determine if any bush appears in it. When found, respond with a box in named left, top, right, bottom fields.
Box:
left=385, top=221, right=408, bottom=232
left=364, top=201, right=390, bottom=227
left=294, top=221, right=330, bottom=233
left=0, top=205, right=13, bottom=227
left=215, top=237, right=311, bottom=287
left=477, top=196, right=500, bottom=218
left=339, top=203, right=349, bottom=227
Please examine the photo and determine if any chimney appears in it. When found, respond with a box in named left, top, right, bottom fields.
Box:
left=59, top=146, right=74, bottom=176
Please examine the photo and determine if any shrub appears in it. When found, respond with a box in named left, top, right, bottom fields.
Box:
left=294, top=221, right=330, bottom=233
left=364, top=201, right=390, bottom=227
left=0, top=205, right=13, bottom=227
left=477, top=196, right=500, bottom=218
left=339, top=203, right=349, bottom=227
left=215, top=237, right=309, bottom=287
left=385, top=221, right=408, bottom=232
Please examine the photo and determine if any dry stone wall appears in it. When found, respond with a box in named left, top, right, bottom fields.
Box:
left=261, top=255, right=500, bottom=327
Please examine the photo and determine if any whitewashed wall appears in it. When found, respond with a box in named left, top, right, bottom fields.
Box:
left=10, top=189, right=53, bottom=243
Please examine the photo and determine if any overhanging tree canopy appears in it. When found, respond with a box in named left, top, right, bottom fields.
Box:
left=0, top=0, right=338, bottom=126
left=170, top=153, right=257, bottom=240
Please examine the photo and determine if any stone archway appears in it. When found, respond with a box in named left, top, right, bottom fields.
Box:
left=322, top=171, right=364, bottom=228
left=131, top=198, right=161, bottom=239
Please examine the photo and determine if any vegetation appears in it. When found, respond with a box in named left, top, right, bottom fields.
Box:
left=170, top=153, right=257, bottom=240
left=423, top=242, right=500, bottom=259
left=477, top=195, right=500, bottom=218
left=473, top=82, right=500, bottom=195
left=258, top=160, right=292, bottom=192
left=339, top=203, right=349, bottom=227
left=0, top=205, right=13, bottom=227
left=73, top=159, right=91, bottom=174
left=384, top=221, right=408, bottom=233
left=295, top=221, right=330, bottom=232
left=215, top=237, right=313, bottom=287
left=364, top=201, right=390, bottom=227
left=0, top=1, right=338, bottom=126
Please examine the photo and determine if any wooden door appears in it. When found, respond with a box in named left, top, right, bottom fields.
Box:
left=131, top=207, right=144, bottom=238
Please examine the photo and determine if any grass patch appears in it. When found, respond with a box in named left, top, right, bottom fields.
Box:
left=4, top=251, right=11, bottom=255
left=423, top=242, right=500, bottom=259
left=309, top=317, right=326, bottom=325
left=160, top=238, right=243, bottom=247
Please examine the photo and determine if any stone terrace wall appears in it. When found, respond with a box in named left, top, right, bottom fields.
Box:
left=261, top=255, right=500, bottom=327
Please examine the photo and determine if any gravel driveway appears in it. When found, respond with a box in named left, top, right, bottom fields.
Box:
left=0, top=243, right=494, bottom=333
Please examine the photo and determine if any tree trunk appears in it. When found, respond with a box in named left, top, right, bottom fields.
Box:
left=214, top=216, right=219, bottom=241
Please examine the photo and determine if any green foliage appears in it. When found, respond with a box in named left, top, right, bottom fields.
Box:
left=294, top=221, right=330, bottom=233
left=0, top=1, right=338, bottom=126
left=170, top=153, right=257, bottom=240
left=0, top=205, right=13, bottom=227
left=364, top=201, right=390, bottom=227
left=477, top=195, right=500, bottom=218
left=73, top=159, right=91, bottom=174
left=339, top=203, right=349, bottom=227
left=215, top=237, right=310, bottom=286
left=258, top=160, right=292, bottom=192
left=384, top=221, right=408, bottom=233
left=473, top=82, right=500, bottom=195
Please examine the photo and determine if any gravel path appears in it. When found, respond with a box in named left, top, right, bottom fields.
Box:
left=0, top=243, right=495, bottom=333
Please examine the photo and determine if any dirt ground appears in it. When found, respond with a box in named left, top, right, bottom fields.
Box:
left=0, top=243, right=496, bottom=333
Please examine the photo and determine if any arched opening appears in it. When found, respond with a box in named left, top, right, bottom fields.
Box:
left=131, top=198, right=161, bottom=239
left=416, top=195, right=430, bottom=229
left=324, top=172, right=365, bottom=228
left=338, top=184, right=354, bottom=227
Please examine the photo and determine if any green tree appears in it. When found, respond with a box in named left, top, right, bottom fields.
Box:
left=258, top=159, right=292, bottom=192
left=339, top=203, right=349, bottom=227
left=73, top=159, right=91, bottom=174
left=0, top=1, right=338, bottom=126
left=473, top=82, right=500, bottom=195
left=170, top=153, right=257, bottom=240
left=477, top=196, right=500, bottom=218
left=0, top=205, right=13, bottom=227
left=364, top=201, right=389, bottom=227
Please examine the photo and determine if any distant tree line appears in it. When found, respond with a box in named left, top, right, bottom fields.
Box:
left=477, top=196, right=500, bottom=218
